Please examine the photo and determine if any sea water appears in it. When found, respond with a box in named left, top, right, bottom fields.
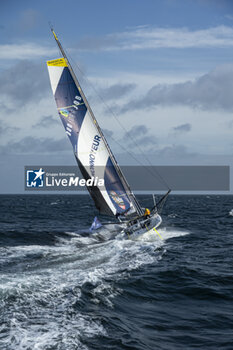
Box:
left=0, top=194, right=232, bottom=350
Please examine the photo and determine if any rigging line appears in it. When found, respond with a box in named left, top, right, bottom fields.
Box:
left=68, top=55, right=168, bottom=188
left=103, top=130, right=169, bottom=191
left=67, top=54, right=170, bottom=190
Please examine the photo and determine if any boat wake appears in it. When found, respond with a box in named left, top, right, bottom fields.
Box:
left=0, top=225, right=189, bottom=349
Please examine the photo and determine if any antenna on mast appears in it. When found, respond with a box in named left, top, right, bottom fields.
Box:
left=48, top=22, right=58, bottom=41
left=48, top=21, right=53, bottom=32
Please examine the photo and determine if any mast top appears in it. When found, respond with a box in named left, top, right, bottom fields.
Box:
left=49, top=23, right=59, bottom=42
left=51, top=29, right=58, bottom=42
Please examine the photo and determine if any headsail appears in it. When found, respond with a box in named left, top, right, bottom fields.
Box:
left=47, top=30, right=143, bottom=218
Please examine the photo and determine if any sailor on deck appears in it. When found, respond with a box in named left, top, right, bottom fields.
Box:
left=144, top=208, right=150, bottom=218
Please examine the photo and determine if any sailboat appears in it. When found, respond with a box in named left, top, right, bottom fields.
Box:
left=47, top=29, right=170, bottom=239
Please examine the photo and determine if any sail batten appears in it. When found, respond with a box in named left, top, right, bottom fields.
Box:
left=47, top=31, right=142, bottom=218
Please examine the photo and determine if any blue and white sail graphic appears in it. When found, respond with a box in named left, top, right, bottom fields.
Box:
left=90, top=216, right=102, bottom=231
left=47, top=57, right=139, bottom=217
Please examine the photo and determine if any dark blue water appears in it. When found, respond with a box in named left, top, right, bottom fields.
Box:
left=0, top=195, right=233, bottom=350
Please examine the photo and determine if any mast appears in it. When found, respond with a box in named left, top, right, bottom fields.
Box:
left=51, top=28, right=143, bottom=216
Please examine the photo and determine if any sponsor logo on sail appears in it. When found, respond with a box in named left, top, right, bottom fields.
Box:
left=89, top=135, right=101, bottom=176
left=110, top=191, right=126, bottom=210
left=26, top=168, right=45, bottom=187
left=65, top=122, right=73, bottom=137
left=59, top=109, right=69, bottom=118
left=73, top=95, right=84, bottom=110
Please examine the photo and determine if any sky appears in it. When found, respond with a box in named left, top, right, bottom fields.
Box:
left=1, top=0, right=233, bottom=193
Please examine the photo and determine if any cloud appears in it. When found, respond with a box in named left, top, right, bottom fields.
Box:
left=115, top=143, right=196, bottom=166
left=98, top=83, right=136, bottom=101
left=152, top=144, right=196, bottom=159
left=0, top=137, right=70, bottom=154
left=227, top=120, right=233, bottom=128
left=0, top=121, right=19, bottom=136
left=225, top=14, right=233, bottom=21
left=33, top=115, right=59, bottom=128
left=78, top=25, right=233, bottom=51
left=0, top=102, right=14, bottom=114
left=173, top=123, right=191, bottom=133
left=121, top=124, right=156, bottom=149
left=125, top=125, right=148, bottom=138
left=119, top=64, right=233, bottom=112
left=78, top=35, right=118, bottom=51
left=0, top=60, right=49, bottom=106
left=102, top=128, right=113, bottom=138
left=0, top=43, right=56, bottom=60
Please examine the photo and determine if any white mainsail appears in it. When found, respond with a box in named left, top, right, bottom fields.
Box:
left=47, top=30, right=143, bottom=218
